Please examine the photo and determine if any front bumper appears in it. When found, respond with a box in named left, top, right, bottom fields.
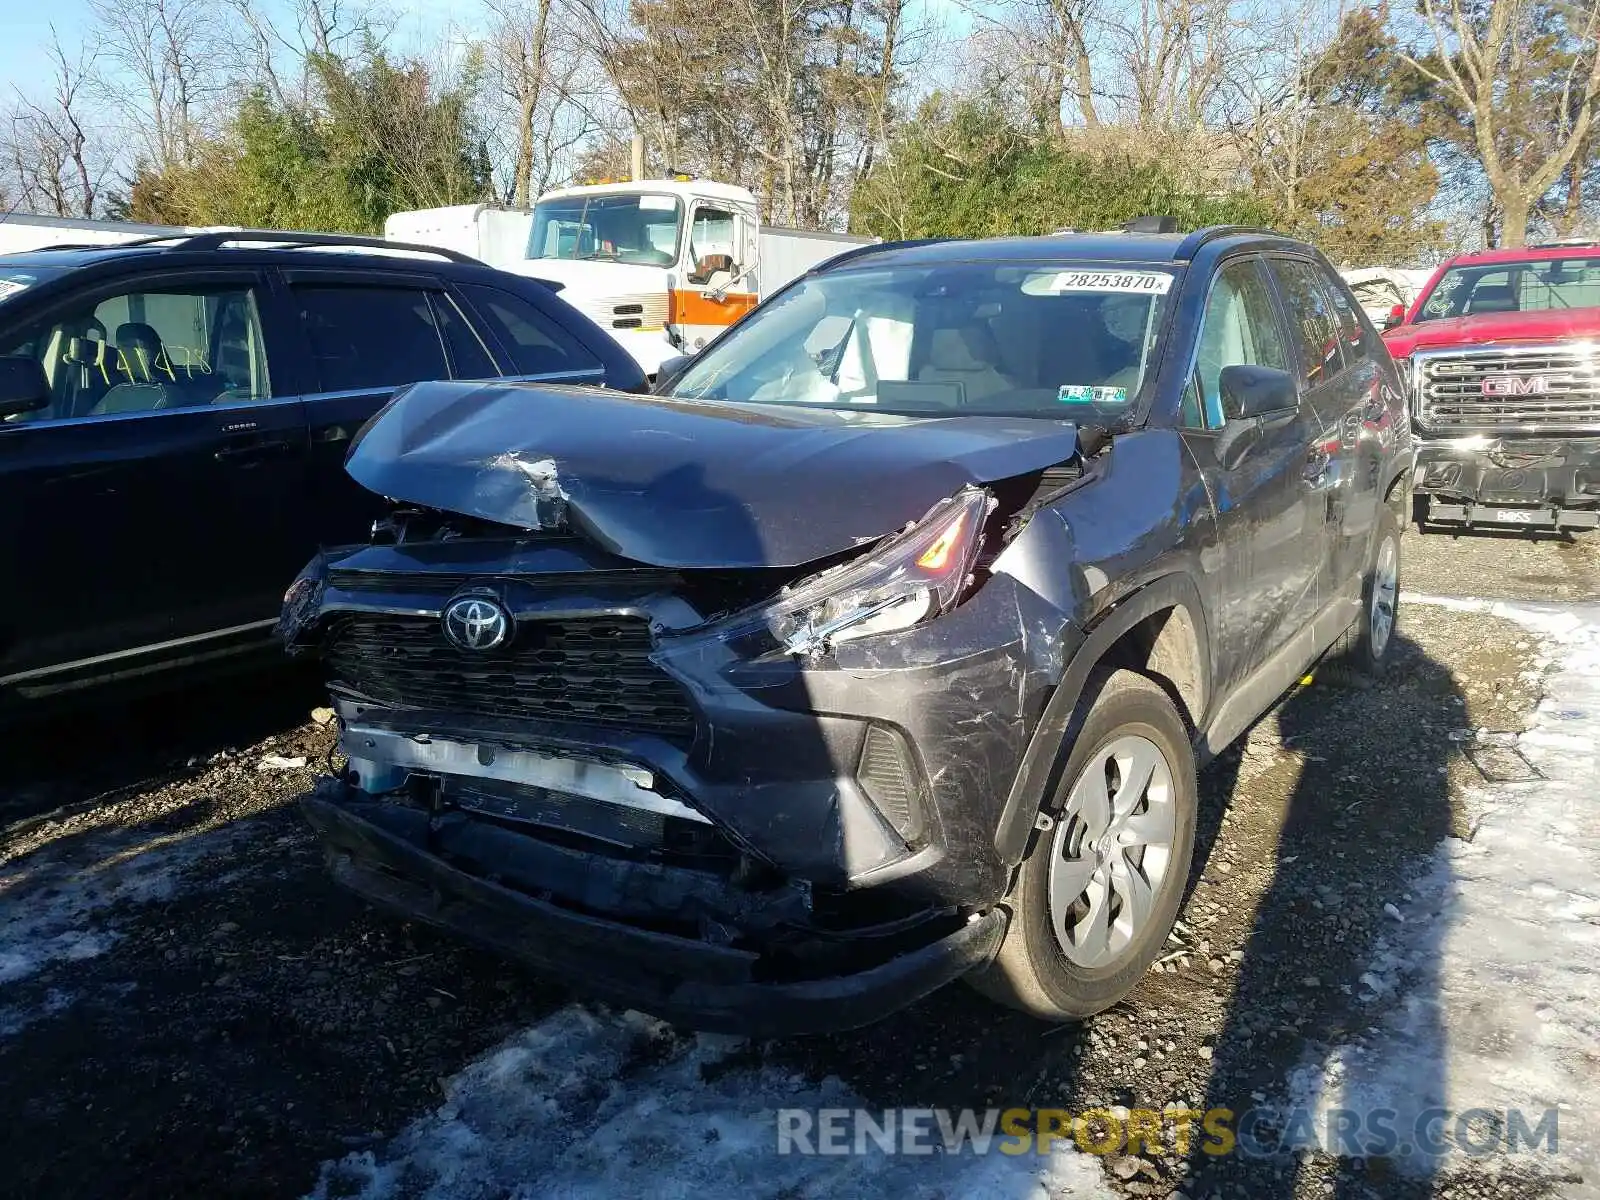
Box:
left=1413, top=436, right=1600, bottom=530
left=304, top=782, right=1007, bottom=1036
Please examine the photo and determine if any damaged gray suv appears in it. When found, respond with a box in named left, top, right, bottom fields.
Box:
left=281, top=226, right=1413, bottom=1035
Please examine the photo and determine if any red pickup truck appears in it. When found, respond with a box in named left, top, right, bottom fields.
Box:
left=1382, top=243, right=1600, bottom=532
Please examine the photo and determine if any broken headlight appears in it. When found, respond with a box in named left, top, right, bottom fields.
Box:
left=765, top=487, right=993, bottom=657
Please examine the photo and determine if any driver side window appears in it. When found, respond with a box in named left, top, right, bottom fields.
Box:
left=690, top=207, right=737, bottom=270
left=1, top=282, right=270, bottom=423
left=1186, top=260, right=1290, bottom=430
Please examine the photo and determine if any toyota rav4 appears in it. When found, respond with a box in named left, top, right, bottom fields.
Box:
left=281, top=225, right=1413, bottom=1035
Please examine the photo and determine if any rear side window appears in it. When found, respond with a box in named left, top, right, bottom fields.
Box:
left=460, top=284, right=601, bottom=377
left=1324, top=275, right=1369, bottom=360
left=435, top=295, right=498, bottom=378
left=294, top=285, right=448, bottom=392
left=1269, top=260, right=1344, bottom=386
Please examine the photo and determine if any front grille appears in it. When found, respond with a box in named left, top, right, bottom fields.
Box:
left=575, top=292, right=670, bottom=331
left=1415, top=345, right=1600, bottom=432
left=323, top=614, right=696, bottom=740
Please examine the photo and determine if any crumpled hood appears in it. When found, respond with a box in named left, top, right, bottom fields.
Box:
left=345, top=381, right=1081, bottom=568
left=1384, top=308, right=1600, bottom=357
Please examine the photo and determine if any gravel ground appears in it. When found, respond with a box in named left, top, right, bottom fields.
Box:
left=0, top=527, right=1594, bottom=1199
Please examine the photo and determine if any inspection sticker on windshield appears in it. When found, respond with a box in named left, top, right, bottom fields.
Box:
left=1059, top=384, right=1129, bottom=404
left=1042, top=270, right=1173, bottom=295
left=0, top=279, right=31, bottom=303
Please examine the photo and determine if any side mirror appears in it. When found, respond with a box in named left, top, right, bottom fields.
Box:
left=0, top=357, right=50, bottom=419
left=688, top=253, right=734, bottom=286
left=653, top=353, right=693, bottom=392
left=1220, top=363, right=1297, bottom=423
left=1383, top=304, right=1405, bottom=331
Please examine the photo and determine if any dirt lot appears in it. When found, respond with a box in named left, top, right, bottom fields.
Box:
left=0, top=526, right=1594, bottom=1200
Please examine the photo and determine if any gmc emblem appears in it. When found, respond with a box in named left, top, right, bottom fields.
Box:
left=1481, top=373, right=1569, bottom=396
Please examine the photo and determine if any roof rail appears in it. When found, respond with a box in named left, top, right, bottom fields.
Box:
left=150, top=229, right=483, bottom=263
left=1174, top=225, right=1287, bottom=259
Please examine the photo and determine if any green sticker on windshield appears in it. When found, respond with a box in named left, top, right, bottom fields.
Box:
left=1058, top=384, right=1129, bottom=404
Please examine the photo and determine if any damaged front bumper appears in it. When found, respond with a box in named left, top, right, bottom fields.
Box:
left=1413, top=436, right=1600, bottom=530
left=303, top=777, right=1007, bottom=1037
left=283, top=525, right=1085, bottom=1033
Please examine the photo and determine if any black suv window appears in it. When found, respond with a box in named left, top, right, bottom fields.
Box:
left=0, top=282, right=271, bottom=422
left=435, top=294, right=498, bottom=378
left=1187, top=259, right=1291, bottom=429
left=295, top=285, right=450, bottom=393
left=1270, top=259, right=1345, bottom=387
left=460, top=284, right=601, bottom=377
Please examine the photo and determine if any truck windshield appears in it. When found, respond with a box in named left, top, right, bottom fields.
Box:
left=666, top=262, right=1179, bottom=419
left=1415, top=255, right=1600, bottom=322
left=528, top=194, right=681, bottom=267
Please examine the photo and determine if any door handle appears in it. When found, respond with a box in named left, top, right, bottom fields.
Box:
left=215, top=435, right=296, bottom=466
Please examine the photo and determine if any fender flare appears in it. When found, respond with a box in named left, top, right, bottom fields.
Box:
left=992, top=571, right=1212, bottom=865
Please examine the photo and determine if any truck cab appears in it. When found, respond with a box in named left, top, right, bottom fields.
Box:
left=1383, top=243, right=1600, bottom=532
left=518, top=179, right=761, bottom=373
left=386, top=181, right=873, bottom=377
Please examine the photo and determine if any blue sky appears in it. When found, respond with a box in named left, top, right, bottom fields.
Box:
left=3, top=0, right=967, bottom=108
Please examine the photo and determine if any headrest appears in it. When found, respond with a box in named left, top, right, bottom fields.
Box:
left=116, top=322, right=163, bottom=353
left=926, top=324, right=1001, bottom=372
left=1467, top=285, right=1518, bottom=314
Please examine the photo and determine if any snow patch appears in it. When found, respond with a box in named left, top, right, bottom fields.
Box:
left=0, top=822, right=247, bottom=1029
left=310, top=1006, right=1115, bottom=1200
left=1289, top=595, right=1600, bottom=1194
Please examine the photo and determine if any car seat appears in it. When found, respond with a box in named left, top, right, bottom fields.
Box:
left=916, top=322, right=1013, bottom=404
left=90, top=323, right=177, bottom=415
left=1466, top=284, right=1518, bottom=314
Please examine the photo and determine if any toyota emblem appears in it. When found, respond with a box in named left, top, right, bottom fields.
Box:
left=442, top=596, right=512, bottom=651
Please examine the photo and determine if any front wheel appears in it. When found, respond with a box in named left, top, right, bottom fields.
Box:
left=968, top=669, right=1198, bottom=1021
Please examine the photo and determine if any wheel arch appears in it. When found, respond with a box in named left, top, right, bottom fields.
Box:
left=993, top=572, right=1212, bottom=866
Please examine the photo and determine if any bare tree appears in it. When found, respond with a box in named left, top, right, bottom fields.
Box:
left=90, top=0, right=236, bottom=170
left=480, top=0, right=609, bottom=204
left=224, top=0, right=383, bottom=108
left=1403, top=0, right=1600, bottom=246
left=3, top=29, right=108, bottom=217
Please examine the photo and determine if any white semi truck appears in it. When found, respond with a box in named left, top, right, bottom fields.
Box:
left=386, top=179, right=876, bottom=375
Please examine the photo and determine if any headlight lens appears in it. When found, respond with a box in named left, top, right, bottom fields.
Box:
left=762, top=487, right=993, bottom=656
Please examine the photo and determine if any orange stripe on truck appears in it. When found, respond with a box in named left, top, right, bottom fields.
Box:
left=669, top=288, right=759, bottom=327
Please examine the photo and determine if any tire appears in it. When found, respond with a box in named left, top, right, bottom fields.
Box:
left=1324, top=505, right=1402, bottom=683
left=968, top=669, right=1198, bottom=1022
left=1411, top=491, right=1430, bottom=532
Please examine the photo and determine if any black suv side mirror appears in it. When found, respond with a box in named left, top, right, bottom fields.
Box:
left=1220, top=364, right=1297, bottom=422
left=0, top=357, right=50, bottom=419
left=653, top=353, right=694, bottom=392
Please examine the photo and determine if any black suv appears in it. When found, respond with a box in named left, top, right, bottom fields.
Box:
left=282, top=225, right=1413, bottom=1035
left=0, top=231, right=644, bottom=705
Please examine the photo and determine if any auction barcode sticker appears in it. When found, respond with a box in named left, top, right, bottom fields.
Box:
left=1045, top=270, right=1173, bottom=295
left=0, top=279, right=30, bottom=302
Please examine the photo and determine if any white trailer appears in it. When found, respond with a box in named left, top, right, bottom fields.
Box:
left=387, top=180, right=875, bottom=375
left=0, top=213, right=222, bottom=255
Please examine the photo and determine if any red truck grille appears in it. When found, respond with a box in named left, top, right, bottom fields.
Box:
left=1414, top=345, right=1600, bottom=432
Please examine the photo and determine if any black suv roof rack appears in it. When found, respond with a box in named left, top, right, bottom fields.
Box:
left=1174, top=225, right=1286, bottom=259
left=41, top=228, right=482, bottom=264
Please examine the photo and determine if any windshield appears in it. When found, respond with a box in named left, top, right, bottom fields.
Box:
left=1415, top=255, right=1600, bottom=322
left=528, top=194, right=682, bottom=266
left=0, top=267, right=56, bottom=303
left=666, top=262, right=1178, bottom=419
